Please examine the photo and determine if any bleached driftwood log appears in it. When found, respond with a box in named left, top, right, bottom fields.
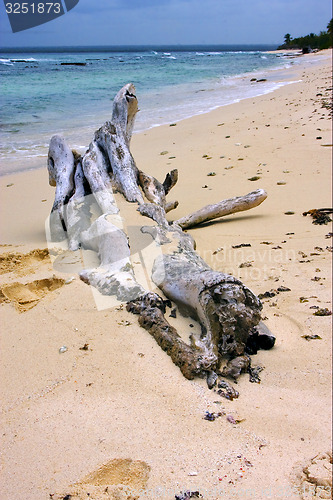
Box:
left=175, top=189, right=267, bottom=229
left=127, top=222, right=263, bottom=379
left=47, top=83, right=273, bottom=383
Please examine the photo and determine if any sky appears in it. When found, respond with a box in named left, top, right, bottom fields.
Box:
left=0, top=0, right=331, bottom=48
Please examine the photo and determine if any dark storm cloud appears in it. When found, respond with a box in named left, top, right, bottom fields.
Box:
left=0, top=0, right=331, bottom=47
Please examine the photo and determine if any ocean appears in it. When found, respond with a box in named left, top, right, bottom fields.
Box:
left=0, top=45, right=302, bottom=175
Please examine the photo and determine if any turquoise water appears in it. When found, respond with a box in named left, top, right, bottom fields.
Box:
left=0, top=45, right=299, bottom=175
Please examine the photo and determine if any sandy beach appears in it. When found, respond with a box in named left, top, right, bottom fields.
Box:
left=0, top=50, right=332, bottom=500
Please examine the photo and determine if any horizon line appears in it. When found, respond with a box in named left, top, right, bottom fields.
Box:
left=0, top=43, right=279, bottom=51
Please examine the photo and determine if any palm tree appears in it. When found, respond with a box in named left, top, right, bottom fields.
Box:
left=284, top=33, right=292, bottom=45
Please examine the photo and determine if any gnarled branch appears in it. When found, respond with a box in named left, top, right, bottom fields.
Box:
left=175, top=189, right=267, bottom=230
left=47, top=83, right=274, bottom=386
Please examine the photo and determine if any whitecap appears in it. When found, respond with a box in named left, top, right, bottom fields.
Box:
left=0, top=58, right=13, bottom=66
left=10, top=57, right=37, bottom=62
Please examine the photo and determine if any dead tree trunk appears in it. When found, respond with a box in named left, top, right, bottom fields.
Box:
left=47, top=83, right=273, bottom=384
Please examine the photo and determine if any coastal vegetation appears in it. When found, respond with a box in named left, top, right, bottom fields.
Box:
left=278, top=18, right=332, bottom=51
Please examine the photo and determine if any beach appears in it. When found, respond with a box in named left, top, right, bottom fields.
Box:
left=0, top=49, right=332, bottom=499
left=0, top=46, right=319, bottom=176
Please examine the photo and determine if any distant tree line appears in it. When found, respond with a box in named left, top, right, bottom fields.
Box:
left=278, top=18, right=332, bottom=51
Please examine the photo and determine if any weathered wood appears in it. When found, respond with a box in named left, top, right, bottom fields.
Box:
left=94, top=121, right=144, bottom=204
left=138, top=203, right=169, bottom=228
left=126, top=217, right=264, bottom=378
left=81, top=141, right=118, bottom=215
left=92, top=84, right=145, bottom=204
left=111, top=83, right=138, bottom=144
left=66, top=159, right=92, bottom=251
left=221, top=355, right=251, bottom=382
left=175, top=189, right=267, bottom=229
left=162, top=169, right=178, bottom=195
left=47, top=130, right=142, bottom=298
left=165, top=200, right=179, bottom=213
left=47, top=83, right=273, bottom=384
left=149, top=223, right=262, bottom=372
left=127, top=292, right=205, bottom=379
left=80, top=214, right=145, bottom=301
left=138, top=170, right=166, bottom=206
left=47, top=135, right=75, bottom=241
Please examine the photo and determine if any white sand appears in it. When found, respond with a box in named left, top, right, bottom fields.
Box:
left=0, top=50, right=332, bottom=500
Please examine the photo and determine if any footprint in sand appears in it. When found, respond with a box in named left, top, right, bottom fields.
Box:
left=0, top=277, right=65, bottom=312
left=294, top=451, right=332, bottom=499
left=52, top=458, right=151, bottom=499
left=0, top=248, right=66, bottom=312
left=0, top=248, right=50, bottom=276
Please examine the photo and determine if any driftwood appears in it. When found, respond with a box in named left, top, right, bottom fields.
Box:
left=47, top=83, right=274, bottom=385
left=175, top=189, right=267, bottom=230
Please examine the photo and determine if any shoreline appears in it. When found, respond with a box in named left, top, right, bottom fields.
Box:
left=0, top=49, right=332, bottom=499
left=1, top=49, right=331, bottom=177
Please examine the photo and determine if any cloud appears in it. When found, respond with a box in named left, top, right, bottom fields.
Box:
left=0, top=0, right=331, bottom=47
left=113, top=0, right=190, bottom=8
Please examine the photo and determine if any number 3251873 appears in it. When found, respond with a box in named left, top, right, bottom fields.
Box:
left=5, top=3, right=62, bottom=14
